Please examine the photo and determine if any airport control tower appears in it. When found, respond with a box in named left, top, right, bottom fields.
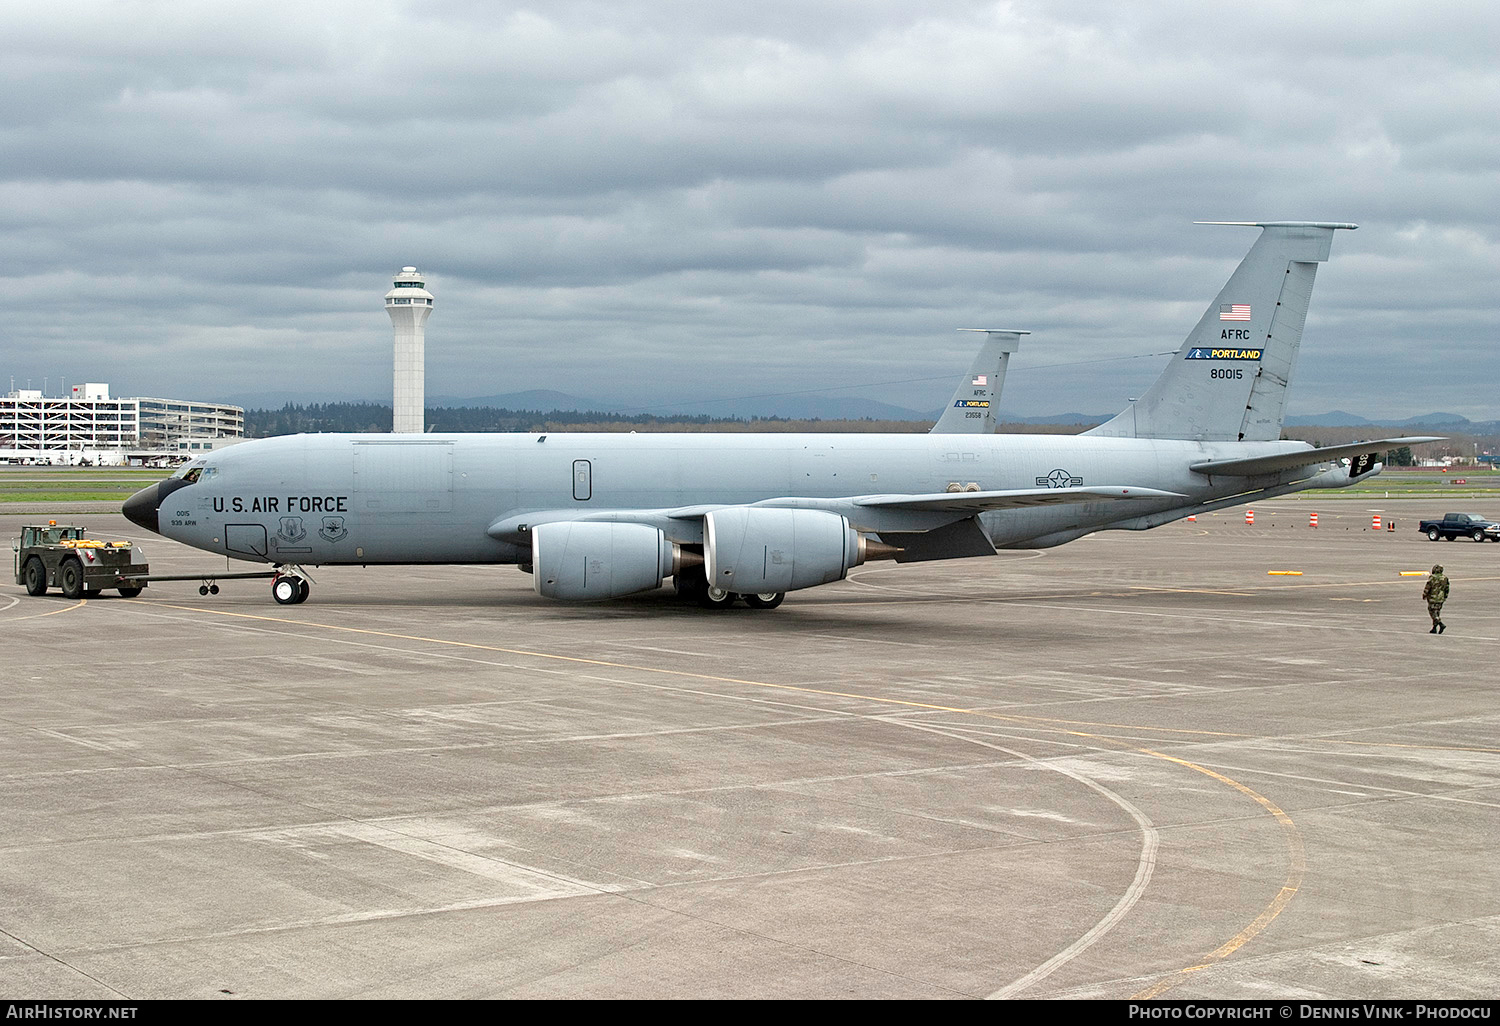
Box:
left=385, top=266, right=433, bottom=433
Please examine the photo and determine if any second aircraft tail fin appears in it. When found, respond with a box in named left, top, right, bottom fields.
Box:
left=930, top=329, right=1027, bottom=434
left=1086, top=221, right=1356, bottom=442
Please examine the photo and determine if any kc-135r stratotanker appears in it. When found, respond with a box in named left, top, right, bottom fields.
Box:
left=123, top=222, right=1439, bottom=608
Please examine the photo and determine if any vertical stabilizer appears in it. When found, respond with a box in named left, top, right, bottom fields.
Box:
left=930, top=329, right=1028, bottom=434
left=1086, top=222, right=1355, bottom=441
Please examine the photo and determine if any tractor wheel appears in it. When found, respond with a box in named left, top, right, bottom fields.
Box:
left=23, top=558, right=48, bottom=596
left=59, top=558, right=85, bottom=599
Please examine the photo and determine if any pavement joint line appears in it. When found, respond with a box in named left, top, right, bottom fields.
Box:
left=1028, top=600, right=1500, bottom=641
left=117, top=600, right=1448, bottom=749
left=0, top=926, right=130, bottom=999
left=845, top=572, right=1500, bottom=603
left=1128, top=748, right=1306, bottom=1000
left=1150, top=760, right=1500, bottom=813
left=884, top=720, right=1159, bottom=1000
left=131, top=599, right=1500, bottom=762
left=135, top=598, right=1310, bottom=999
left=926, top=713, right=1500, bottom=756
left=19, top=602, right=1492, bottom=766
left=920, top=719, right=1309, bottom=1000
left=17, top=579, right=1480, bottom=996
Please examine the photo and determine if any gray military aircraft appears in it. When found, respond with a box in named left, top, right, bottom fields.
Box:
left=123, top=221, right=1439, bottom=608
left=929, top=329, right=1027, bottom=434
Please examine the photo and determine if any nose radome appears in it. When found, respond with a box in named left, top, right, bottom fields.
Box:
left=122, top=483, right=162, bottom=534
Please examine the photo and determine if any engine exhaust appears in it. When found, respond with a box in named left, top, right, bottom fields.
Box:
left=856, top=536, right=902, bottom=564
left=671, top=545, right=705, bottom=576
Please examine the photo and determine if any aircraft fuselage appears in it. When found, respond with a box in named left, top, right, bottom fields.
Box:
left=127, top=430, right=1350, bottom=568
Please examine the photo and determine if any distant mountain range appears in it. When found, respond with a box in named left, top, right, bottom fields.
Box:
left=1283, top=411, right=1500, bottom=433
left=426, top=390, right=1121, bottom=425
left=217, top=388, right=1498, bottom=432
left=1284, top=409, right=1472, bottom=427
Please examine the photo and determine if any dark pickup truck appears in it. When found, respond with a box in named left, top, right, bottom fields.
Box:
left=1418, top=513, right=1500, bottom=542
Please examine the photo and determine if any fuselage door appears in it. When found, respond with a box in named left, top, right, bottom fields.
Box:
left=225, top=523, right=268, bottom=558
left=573, top=459, right=592, bottom=501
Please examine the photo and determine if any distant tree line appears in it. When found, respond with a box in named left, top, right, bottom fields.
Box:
left=246, top=403, right=940, bottom=437
left=1286, top=427, right=1493, bottom=464
left=248, top=403, right=395, bottom=436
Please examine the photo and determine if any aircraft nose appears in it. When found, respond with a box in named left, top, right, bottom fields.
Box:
left=122, top=483, right=163, bottom=534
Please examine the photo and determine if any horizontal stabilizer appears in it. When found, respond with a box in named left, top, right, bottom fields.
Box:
left=1189, top=437, right=1444, bottom=477
left=856, top=485, right=1185, bottom=513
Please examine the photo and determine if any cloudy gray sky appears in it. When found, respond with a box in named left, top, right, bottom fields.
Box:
left=3, top=0, right=1496, bottom=419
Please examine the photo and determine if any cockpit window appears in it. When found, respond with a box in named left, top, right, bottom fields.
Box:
left=174, top=464, right=216, bottom=484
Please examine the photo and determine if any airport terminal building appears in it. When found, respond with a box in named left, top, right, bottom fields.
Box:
left=1, top=383, right=243, bottom=463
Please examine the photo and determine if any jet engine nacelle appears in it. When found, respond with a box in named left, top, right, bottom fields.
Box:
left=532, top=521, right=678, bottom=600
left=705, top=507, right=863, bottom=593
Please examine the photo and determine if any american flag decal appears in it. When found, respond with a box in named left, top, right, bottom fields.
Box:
left=971, top=374, right=987, bottom=385
left=1219, top=304, right=1251, bottom=321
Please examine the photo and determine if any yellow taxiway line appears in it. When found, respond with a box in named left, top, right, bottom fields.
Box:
left=143, top=599, right=1309, bottom=999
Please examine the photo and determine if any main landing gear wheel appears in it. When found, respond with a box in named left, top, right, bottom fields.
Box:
left=272, top=575, right=309, bottom=605
left=697, top=584, right=737, bottom=609
left=743, top=592, right=785, bottom=609
left=59, top=557, right=85, bottom=600
left=23, top=557, right=47, bottom=596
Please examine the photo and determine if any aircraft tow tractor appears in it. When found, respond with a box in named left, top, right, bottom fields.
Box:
left=13, top=522, right=291, bottom=600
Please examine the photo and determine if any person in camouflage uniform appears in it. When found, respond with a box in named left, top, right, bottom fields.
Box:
left=1423, top=564, right=1449, bottom=634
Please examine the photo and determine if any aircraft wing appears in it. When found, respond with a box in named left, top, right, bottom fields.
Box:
left=490, top=485, right=1185, bottom=543
left=853, top=485, right=1186, bottom=513
left=1189, top=437, right=1444, bottom=477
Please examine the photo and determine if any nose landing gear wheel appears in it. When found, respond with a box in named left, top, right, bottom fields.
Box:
left=272, top=576, right=308, bottom=605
